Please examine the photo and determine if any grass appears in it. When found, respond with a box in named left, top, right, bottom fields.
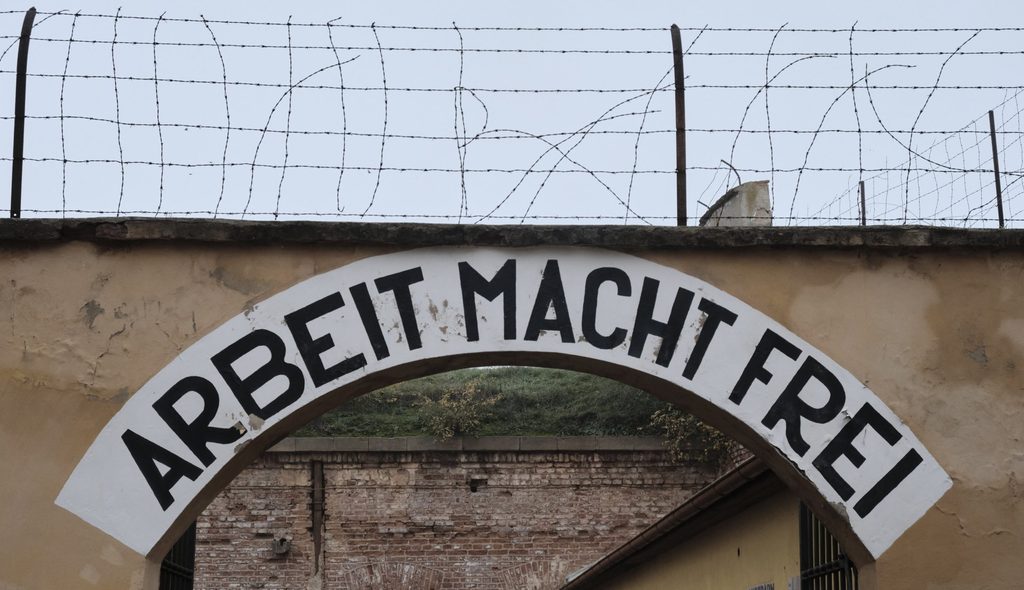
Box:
left=295, top=366, right=665, bottom=437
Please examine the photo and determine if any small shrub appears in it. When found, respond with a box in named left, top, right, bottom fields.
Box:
left=649, top=405, right=736, bottom=468
left=417, top=378, right=501, bottom=440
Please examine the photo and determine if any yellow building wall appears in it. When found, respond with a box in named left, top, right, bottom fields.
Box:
left=2, top=223, right=1024, bottom=588
left=599, top=490, right=801, bottom=590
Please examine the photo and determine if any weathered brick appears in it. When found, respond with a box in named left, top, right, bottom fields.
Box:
left=195, top=439, right=715, bottom=590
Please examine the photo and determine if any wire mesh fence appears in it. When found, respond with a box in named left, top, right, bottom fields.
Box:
left=1, top=9, right=1022, bottom=226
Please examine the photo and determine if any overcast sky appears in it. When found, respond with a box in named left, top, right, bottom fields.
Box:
left=18, top=0, right=1010, bottom=30
left=2, top=1, right=1021, bottom=226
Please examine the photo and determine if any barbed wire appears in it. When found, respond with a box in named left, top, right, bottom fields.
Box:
left=7, top=71, right=1024, bottom=93
left=9, top=116, right=1024, bottom=137
left=0, top=10, right=1021, bottom=227
left=0, top=207, right=1017, bottom=224
left=12, top=36, right=1024, bottom=57
left=5, top=12, right=1024, bottom=33
left=9, top=156, right=1018, bottom=176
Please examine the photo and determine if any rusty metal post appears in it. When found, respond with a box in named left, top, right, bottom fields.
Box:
left=311, top=460, right=325, bottom=572
left=670, top=24, right=687, bottom=226
left=859, top=180, right=866, bottom=226
left=9, top=7, right=36, bottom=219
left=988, top=110, right=1005, bottom=228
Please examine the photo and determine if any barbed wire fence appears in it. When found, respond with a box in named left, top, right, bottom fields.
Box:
left=1, top=9, right=1022, bottom=227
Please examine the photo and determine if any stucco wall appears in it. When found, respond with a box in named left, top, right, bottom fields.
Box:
left=0, top=220, right=1021, bottom=589
left=596, top=488, right=801, bottom=590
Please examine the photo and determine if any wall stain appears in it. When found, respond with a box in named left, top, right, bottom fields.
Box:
left=210, top=265, right=270, bottom=296
left=965, top=343, right=989, bottom=366
left=80, top=300, right=105, bottom=330
left=8, top=279, right=15, bottom=336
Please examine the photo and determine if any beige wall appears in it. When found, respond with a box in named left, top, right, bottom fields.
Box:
left=0, top=222, right=1022, bottom=589
left=597, top=489, right=801, bottom=590
left=0, top=240, right=387, bottom=589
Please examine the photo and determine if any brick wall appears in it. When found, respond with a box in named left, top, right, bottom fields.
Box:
left=195, top=437, right=717, bottom=590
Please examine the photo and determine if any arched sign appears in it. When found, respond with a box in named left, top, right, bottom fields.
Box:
left=56, top=247, right=950, bottom=559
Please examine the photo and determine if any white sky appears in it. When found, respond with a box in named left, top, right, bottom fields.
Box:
left=2, top=0, right=1021, bottom=226
left=39, top=0, right=1012, bottom=31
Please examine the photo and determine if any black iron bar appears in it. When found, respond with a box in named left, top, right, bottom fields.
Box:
left=10, top=7, right=36, bottom=219
left=860, top=180, right=866, bottom=226
left=988, top=110, right=1005, bottom=228
left=311, top=460, right=325, bottom=573
left=670, top=24, right=687, bottom=226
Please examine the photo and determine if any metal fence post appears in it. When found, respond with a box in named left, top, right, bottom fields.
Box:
left=670, top=24, right=687, bottom=226
left=859, top=180, right=866, bottom=226
left=10, top=7, right=37, bottom=219
left=988, top=110, right=1005, bottom=229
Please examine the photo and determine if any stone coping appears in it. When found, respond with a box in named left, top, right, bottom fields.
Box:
left=268, top=436, right=668, bottom=453
left=2, top=218, right=1023, bottom=250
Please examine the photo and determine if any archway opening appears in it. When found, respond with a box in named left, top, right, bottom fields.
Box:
left=189, top=365, right=733, bottom=589
left=176, top=364, right=863, bottom=590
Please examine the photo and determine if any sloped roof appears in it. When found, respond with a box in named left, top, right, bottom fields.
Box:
left=561, top=456, right=783, bottom=589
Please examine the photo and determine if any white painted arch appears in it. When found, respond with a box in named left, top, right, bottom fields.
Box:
left=56, top=246, right=950, bottom=562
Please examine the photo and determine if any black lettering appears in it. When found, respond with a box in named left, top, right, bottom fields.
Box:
left=122, top=429, right=202, bottom=511
left=374, top=268, right=425, bottom=351
left=682, top=298, right=738, bottom=380
left=285, top=292, right=367, bottom=388
left=152, top=376, right=243, bottom=467
left=729, top=329, right=802, bottom=404
left=458, top=259, right=516, bottom=342
left=812, top=403, right=903, bottom=501
left=211, top=329, right=305, bottom=421
left=349, top=282, right=390, bottom=361
left=582, top=267, right=631, bottom=350
left=853, top=450, right=923, bottom=518
left=628, top=277, right=694, bottom=367
left=762, top=356, right=846, bottom=456
left=524, top=260, right=574, bottom=343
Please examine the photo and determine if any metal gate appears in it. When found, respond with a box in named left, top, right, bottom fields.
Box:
left=159, top=522, right=196, bottom=590
left=799, top=504, right=858, bottom=590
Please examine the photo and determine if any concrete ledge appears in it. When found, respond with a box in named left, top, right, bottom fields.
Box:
left=463, top=436, right=522, bottom=451
left=373, top=438, right=411, bottom=452
left=267, top=436, right=667, bottom=453
left=2, top=218, right=1023, bottom=250
left=286, top=437, right=370, bottom=452
left=518, top=437, right=560, bottom=451
left=595, top=436, right=666, bottom=451
left=556, top=436, right=599, bottom=451
left=406, top=436, right=462, bottom=452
